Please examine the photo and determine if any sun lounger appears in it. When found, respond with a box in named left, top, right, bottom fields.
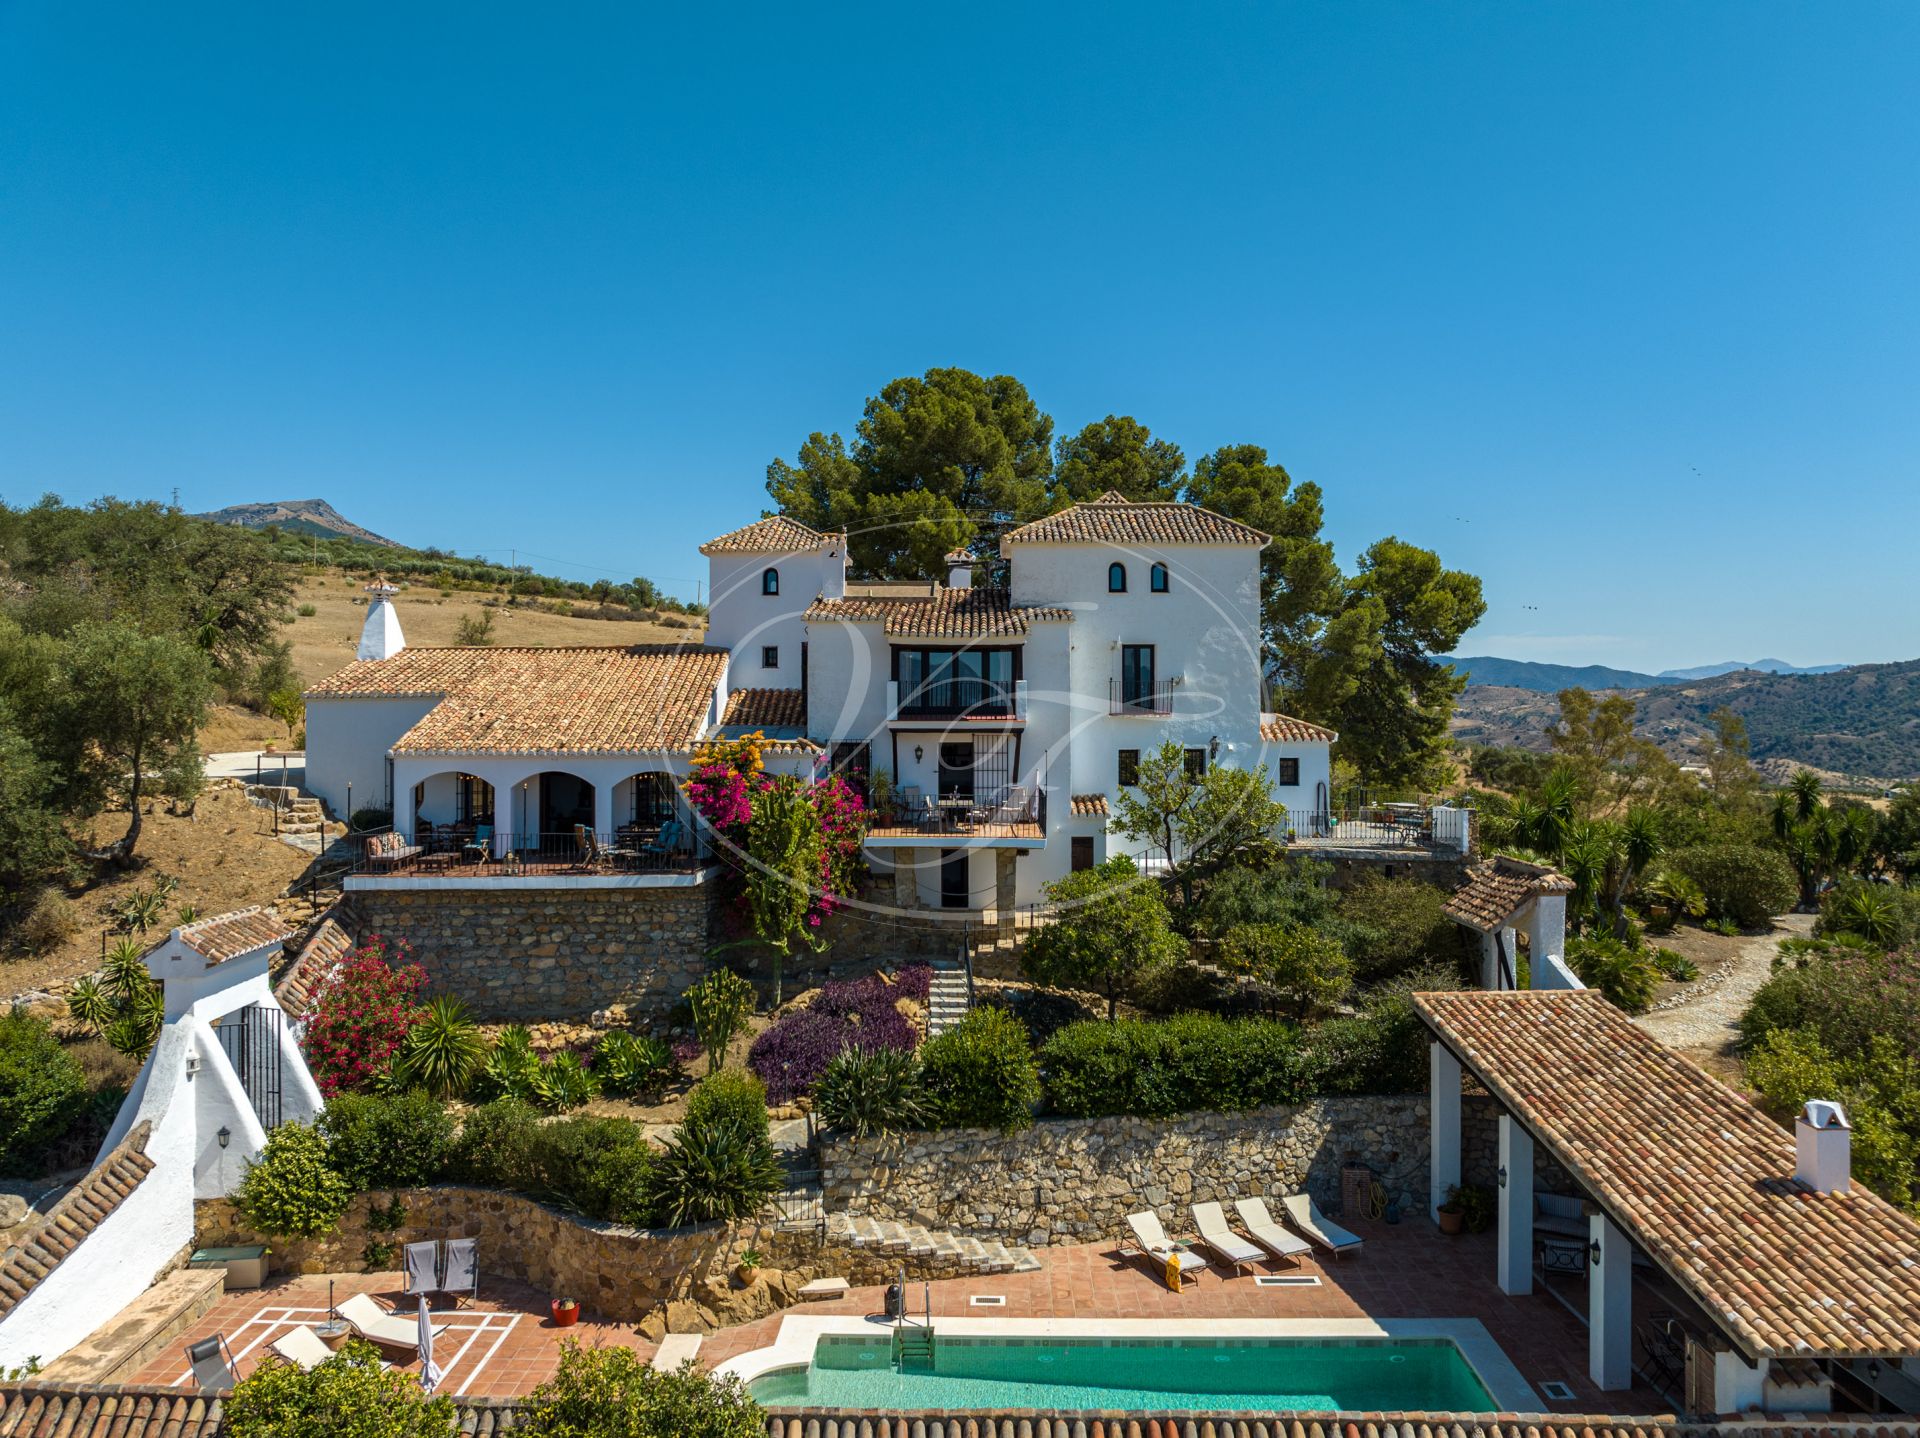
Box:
left=1191, top=1201, right=1263, bottom=1275
left=1281, top=1192, right=1364, bottom=1257
left=1233, top=1197, right=1312, bottom=1265
left=267, top=1325, right=389, bottom=1372
left=1125, top=1210, right=1209, bottom=1283
left=339, top=1292, right=446, bottom=1353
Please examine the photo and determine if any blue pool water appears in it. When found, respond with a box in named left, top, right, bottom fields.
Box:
left=748, top=1334, right=1497, bottom=1412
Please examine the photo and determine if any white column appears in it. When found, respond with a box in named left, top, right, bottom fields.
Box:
left=1497, top=1114, right=1533, bottom=1295
left=1590, top=1211, right=1633, bottom=1390
left=1530, top=895, right=1567, bottom=976
left=594, top=778, right=616, bottom=841
left=393, top=768, right=417, bottom=843
left=1430, top=1042, right=1462, bottom=1222
left=1499, top=926, right=1518, bottom=986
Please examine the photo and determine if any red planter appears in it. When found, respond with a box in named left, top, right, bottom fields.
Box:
left=551, top=1300, right=579, bottom=1327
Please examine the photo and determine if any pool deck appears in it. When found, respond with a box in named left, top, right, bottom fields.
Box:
left=126, top=1217, right=1671, bottom=1413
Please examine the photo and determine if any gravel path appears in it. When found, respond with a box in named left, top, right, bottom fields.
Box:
left=1633, top=912, right=1814, bottom=1058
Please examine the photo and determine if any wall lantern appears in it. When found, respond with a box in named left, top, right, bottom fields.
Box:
left=217, top=1126, right=231, bottom=1149
left=913, top=745, right=925, bottom=764
left=1496, top=1164, right=1508, bottom=1190
left=1589, top=1239, right=1603, bottom=1268
left=184, top=1053, right=200, bottom=1078
left=1209, top=734, right=1221, bottom=761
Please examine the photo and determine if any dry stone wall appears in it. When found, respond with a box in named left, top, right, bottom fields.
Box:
left=820, top=1095, right=1559, bottom=1247
left=342, top=886, right=715, bottom=1022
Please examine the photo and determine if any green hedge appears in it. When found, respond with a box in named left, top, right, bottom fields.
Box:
left=1038, top=1014, right=1303, bottom=1118
left=1668, top=842, right=1797, bottom=928
left=917, top=1007, right=1041, bottom=1133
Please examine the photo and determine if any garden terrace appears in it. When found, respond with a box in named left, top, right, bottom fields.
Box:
left=1283, top=802, right=1473, bottom=856
left=344, top=829, right=711, bottom=888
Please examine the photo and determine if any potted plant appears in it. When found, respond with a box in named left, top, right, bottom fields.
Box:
left=1455, top=1183, right=1496, bottom=1234
left=1436, top=1187, right=1466, bottom=1235
left=550, top=1298, right=579, bottom=1327
left=734, top=1248, right=761, bottom=1286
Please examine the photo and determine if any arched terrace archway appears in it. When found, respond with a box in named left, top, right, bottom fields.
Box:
left=408, top=771, right=498, bottom=855
left=509, top=770, right=598, bottom=859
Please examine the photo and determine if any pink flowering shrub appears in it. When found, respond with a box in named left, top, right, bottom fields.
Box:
left=302, top=936, right=427, bottom=1096
left=809, top=775, right=868, bottom=920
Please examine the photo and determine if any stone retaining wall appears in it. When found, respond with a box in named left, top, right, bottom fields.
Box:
left=341, top=887, right=716, bottom=1022
left=820, top=1094, right=1565, bottom=1248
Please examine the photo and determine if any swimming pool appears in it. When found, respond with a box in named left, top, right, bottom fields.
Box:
left=747, top=1333, right=1498, bottom=1412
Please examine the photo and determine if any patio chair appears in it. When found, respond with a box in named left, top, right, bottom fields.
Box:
left=1124, top=1211, right=1209, bottom=1284
left=1191, top=1201, right=1263, bottom=1276
left=1232, top=1197, right=1312, bottom=1266
left=573, top=825, right=602, bottom=871
left=461, top=823, right=493, bottom=863
left=1280, top=1193, right=1364, bottom=1257
left=402, top=1239, right=440, bottom=1297
left=442, top=1236, right=478, bottom=1307
left=186, top=1334, right=239, bottom=1392
left=339, top=1293, right=446, bottom=1355
left=638, top=819, right=683, bottom=863
left=895, top=786, right=921, bottom=824
left=1636, top=1321, right=1683, bottom=1396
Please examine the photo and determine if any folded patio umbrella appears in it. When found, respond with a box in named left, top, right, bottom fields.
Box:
left=417, top=1296, right=443, bottom=1393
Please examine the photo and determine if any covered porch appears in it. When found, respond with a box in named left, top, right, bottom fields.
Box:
left=392, top=758, right=698, bottom=869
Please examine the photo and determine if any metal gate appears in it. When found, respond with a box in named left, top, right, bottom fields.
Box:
left=217, top=1003, right=285, bottom=1132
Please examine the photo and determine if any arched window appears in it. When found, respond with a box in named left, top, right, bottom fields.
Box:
left=762, top=567, right=780, bottom=596
left=1108, top=562, right=1127, bottom=593
left=1149, top=562, right=1169, bottom=593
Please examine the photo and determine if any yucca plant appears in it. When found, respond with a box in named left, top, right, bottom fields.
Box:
left=175, top=903, right=202, bottom=925
left=471, top=1025, right=540, bottom=1103
left=812, top=1044, right=925, bottom=1139
left=391, top=995, right=487, bottom=1097
left=594, top=1031, right=674, bottom=1099
left=103, top=937, right=147, bottom=991
left=641, top=1116, right=784, bottom=1225
left=104, top=983, right=165, bottom=1058
left=66, top=976, right=113, bottom=1030
left=118, top=887, right=167, bottom=934
left=1834, top=886, right=1901, bottom=947
left=532, top=1050, right=600, bottom=1112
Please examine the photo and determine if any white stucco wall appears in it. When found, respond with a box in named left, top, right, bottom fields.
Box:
left=305, top=694, right=439, bottom=820
left=706, top=542, right=846, bottom=696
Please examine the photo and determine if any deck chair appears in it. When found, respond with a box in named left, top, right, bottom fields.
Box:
left=1233, top=1197, right=1312, bottom=1266
left=461, top=823, right=493, bottom=862
left=339, top=1293, right=446, bottom=1354
left=441, top=1237, right=478, bottom=1306
left=1125, top=1211, right=1209, bottom=1283
left=1191, top=1202, right=1263, bottom=1276
left=402, top=1239, right=440, bottom=1297
left=572, top=824, right=601, bottom=870
left=186, top=1334, right=239, bottom=1391
left=1281, top=1192, right=1364, bottom=1257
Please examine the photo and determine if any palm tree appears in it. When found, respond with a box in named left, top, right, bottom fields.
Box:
left=1790, top=769, right=1823, bottom=823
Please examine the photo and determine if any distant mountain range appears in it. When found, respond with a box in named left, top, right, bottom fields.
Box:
left=195, top=498, right=400, bottom=548
left=1452, top=659, right=1920, bottom=781
left=1449, top=655, right=1847, bottom=692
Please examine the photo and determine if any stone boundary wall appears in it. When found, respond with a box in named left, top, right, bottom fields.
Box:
left=822, top=1095, right=1568, bottom=1248
left=341, top=887, right=717, bottom=1022
left=194, top=1187, right=945, bottom=1331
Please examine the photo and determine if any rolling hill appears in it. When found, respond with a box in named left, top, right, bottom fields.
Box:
left=195, top=498, right=401, bottom=547
left=1449, top=656, right=1668, bottom=691
left=1452, top=659, right=1920, bottom=781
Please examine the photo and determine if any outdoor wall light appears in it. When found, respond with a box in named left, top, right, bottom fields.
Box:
left=1589, top=1239, right=1603, bottom=1267
left=217, top=1127, right=230, bottom=1149
left=184, top=1053, right=200, bottom=1078
left=1496, top=1164, right=1508, bottom=1190
left=913, top=745, right=924, bottom=764
left=1209, top=734, right=1220, bottom=760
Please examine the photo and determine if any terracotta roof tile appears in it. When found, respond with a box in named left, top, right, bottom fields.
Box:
left=698, top=515, right=838, bottom=555
left=1416, top=988, right=1920, bottom=1359
left=272, top=914, right=357, bottom=1017
left=1069, top=793, right=1108, bottom=817
left=309, top=646, right=727, bottom=755
left=722, top=688, right=806, bottom=729
left=1003, top=492, right=1269, bottom=548
left=172, top=907, right=292, bottom=965
left=1442, top=856, right=1576, bottom=932
left=1261, top=713, right=1338, bottom=744
left=804, top=588, right=1072, bottom=639
left=0, top=1124, right=155, bottom=1320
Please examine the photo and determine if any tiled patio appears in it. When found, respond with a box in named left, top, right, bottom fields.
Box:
left=130, top=1216, right=1674, bottom=1412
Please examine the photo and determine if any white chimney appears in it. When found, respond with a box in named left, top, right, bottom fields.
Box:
left=358, top=578, right=406, bottom=661
left=1795, top=1099, right=1851, bottom=1194
left=945, top=549, right=974, bottom=590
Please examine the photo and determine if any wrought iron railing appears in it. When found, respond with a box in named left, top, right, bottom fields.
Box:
left=896, top=676, right=1018, bottom=718
left=353, top=829, right=704, bottom=876
left=1108, top=677, right=1174, bottom=715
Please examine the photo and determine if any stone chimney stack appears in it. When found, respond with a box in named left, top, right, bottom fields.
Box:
left=945, top=549, right=974, bottom=590
left=1795, top=1099, right=1851, bottom=1194
left=358, top=578, right=406, bottom=661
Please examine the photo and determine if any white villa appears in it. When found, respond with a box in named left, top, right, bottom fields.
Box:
left=304, top=492, right=1439, bottom=910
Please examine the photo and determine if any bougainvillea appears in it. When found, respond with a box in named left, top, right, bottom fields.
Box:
left=301, top=936, right=427, bottom=1096
left=809, top=774, right=869, bottom=920
left=683, top=732, right=769, bottom=837
left=747, top=970, right=919, bottom=1103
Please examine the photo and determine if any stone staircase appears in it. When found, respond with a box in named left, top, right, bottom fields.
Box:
left=244, top=784, right=331, bottom=854
left=829, top=1213, right=1041, bottom=1274
left=925, top=961, right=971, bottom=1037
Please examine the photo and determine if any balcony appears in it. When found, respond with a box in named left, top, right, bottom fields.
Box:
left=1108, top=676, right=1174, bottom=715
left=888, top=678, right=1027, bottom=722
left=863, top=786, right=1047, bottom=849
left=1281, top=804, right=1472, bottom=856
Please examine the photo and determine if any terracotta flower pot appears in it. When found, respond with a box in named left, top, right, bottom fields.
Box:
left=551, top=1300, right=579, bottom=1327
left=1437, top=1207, right=1465, bottom=1236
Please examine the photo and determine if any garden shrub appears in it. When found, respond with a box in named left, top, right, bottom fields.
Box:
left=916, top=1006, right=1039, bottom=1133
left=746, top=973, right=916, bottom=1103
left=1298, top=968, right=1453, bottom=1096
left=1129, top=957, right=1231, bottom=1016
left=302, top=938, right=427, bottom=1096
left=1335, top=874, right=1462, bottom=982
left=1668, top=843, right=1796, bottom=928
left=1740, top=942, right=1920, bottom=1057
left=520, top=1338, right=763, bottom=1438
left=594, top=1031, right=675, bottom=1099
left=227, top=1339, right=456, bottom=1438
left=319, top=1091, right=455, bottom=1190
left=1565, top=935, right=1660, bottom=1014
left=1817, top=879, right=1920, bottom=950
left=812, top=1046, right=925, bottom=1137
left=684, top=1068, right=771, bottom=1141
left=1217, top=922, right=1352, bottom=1020
left=976, top=985, right=1099, bottom=1046
left=449, top=1097, right=543, bottom=1191
left=1192, top=860, right=1344, bottom=938
left=1747, top=1028, right=1919, bottom=1211
left=19, top=888, right=77, bottom=954
left=527, top=1116, right=653, bottom=1220
left=235, top=1122, right=353, bottom=1238
left=0, top=1010, right=89, bottom=1177
left=1039, top=1013, right=1303, bottom=1119
left=642, top=1071, right=782, bottom=1225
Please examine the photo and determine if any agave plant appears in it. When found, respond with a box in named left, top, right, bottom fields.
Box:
left=102, top=938, right=150, bottom=996
left=531, top=1050, right=600, bottom=1112
left=118, top=887, right=167, bottom=934
left=391, top=995, right=487, bottom=1097
left=175, top=903, right=202, bottom=926
left=594, top=1031, right=674, bottom=1099
left=67, top=976, right=113, bottom=1030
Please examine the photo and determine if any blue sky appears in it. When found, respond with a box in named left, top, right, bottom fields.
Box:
left=3, top=2, right=1915, bottom=674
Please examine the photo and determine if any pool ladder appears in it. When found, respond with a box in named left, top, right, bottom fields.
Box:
left=892, top=1267, right=936, bottom=1371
